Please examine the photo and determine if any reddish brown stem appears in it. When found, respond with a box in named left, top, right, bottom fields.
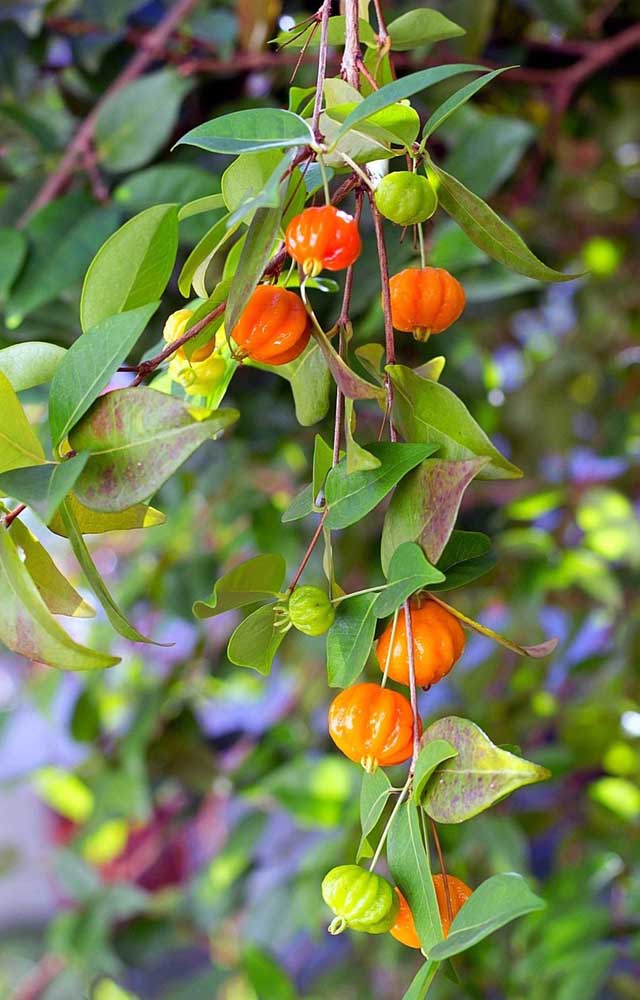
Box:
left=311, top=0, right=332, bottom=140
left=430, top=818, right=454, bottom=925
left=3, top=503, right=27, bottom=527
left=289, top=513, right=327, bottom=591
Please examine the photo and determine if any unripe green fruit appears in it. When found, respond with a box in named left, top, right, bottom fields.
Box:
left=374, top=172, right=438, bottom=226
left=322, top=865, right=399, bottom=935
left=288, top=585, right=335, bottom=636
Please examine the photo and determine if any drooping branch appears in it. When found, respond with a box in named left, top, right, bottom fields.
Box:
left=19, top=0, right=199, bottom=226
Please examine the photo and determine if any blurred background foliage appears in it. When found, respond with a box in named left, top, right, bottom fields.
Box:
left=0, top=1, right=639, bottom=998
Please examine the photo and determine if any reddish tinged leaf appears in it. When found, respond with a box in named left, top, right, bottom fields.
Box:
left=420, top=716, right=550, bottom=824
left=69, top=388, right=238, bottom=512
left=381, top=457, right=489, bottom=574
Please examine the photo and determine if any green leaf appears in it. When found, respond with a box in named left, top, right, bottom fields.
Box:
left=222, top=149, right=305, bottom=228
left=429, top=162, right=577, bottom=281
left=276, top=16, right=376, bottom=49
left=432, top=530, right=496, bottom=590
left=49, top=495, right=165, bottom=537
left=0, top=455, right=88, bottom=523
left=387, top=799, right=443, bottom=953
left=388, top=9, right=465, bottom=51
left=326, top=593, right=378, bottom=688
left=429, top=873, right=545, bottom=960
left=380, top=457, right=489, bottom=575
left=115, top=164, right=220, bottom=220
left=182, top=284, right=230, bottom=360
left=6, top=204, right=120, bottom=326
left=227, top=603, right=285, bottom=675
left=80, top=204, right=179, bottom=332
left=344, top=398, right=381, bottom=474
left=413, top=740, right=458, bottom=803
left=422, top=68, right=512, bottom=139
left=328, top=101, right=421, bottom=149
left=337, top=65, right=486, bottom=137
left=388, top=365, right=522, bottom=480
left=225, top=203, right=283, bottom=335
left=402, top=960, right=440, bottom=1000
left=354, top=343, right=385, bottom=384
left=49, top=303, right=159, bottom=447
left=260, top=341, right=332, bottom=427
left=7, top=516, right=94, bottom=618
left=193, top=553, right=286, bottom=618
left=176, top=109, right=313, bottom=156
left=0, top=228, right=26, bottom=299
left=244, top=945, right=297, bottom=1000
left=179, top=217, right=239, bottom=298
left=58, top=501, right=162, bottom=645
left=310, top=324, right=385, bottom=402
left=95, top=70, right=191, bottom=172
left=281, top=484, right=314, bottom=523
left=69, top=388, right=238, bottom=512
left=312, top=434, right=334, bottom=500
left=0, top=342, right=66, bottom=391
left=0, top=526, right=119, bottom=670
left=178, top=192, right=226, bottom=220
left=325, top=442, right=437, bottom=530
left=0, top=370, right=45, bottom=473
left=357, top=768, right=392, bottom=862
left=420, top=716, right=551, bottom=824
left=374, top=542, right=445, bottom=618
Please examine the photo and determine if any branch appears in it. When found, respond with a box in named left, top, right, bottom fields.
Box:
left=19, top=0, right=199, bottom=226
left=341, top=0, right=361, bottom=88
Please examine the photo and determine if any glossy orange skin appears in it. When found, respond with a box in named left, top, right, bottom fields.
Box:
left=231, top=285, right=310, bottom=365
left=285, top=205, right=362, bottom=276
left=328, top=683, right=420, bottom=769
left=390, top=876, right=472, bottom=947
left=433, top=874, right=473, bottom=937
left=389, top=267, right=465, bottom=336
left=376, top=600, right=465, bottom=688
left=390, top=889, right=421, bottom=949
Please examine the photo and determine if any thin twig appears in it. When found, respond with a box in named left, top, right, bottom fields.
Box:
left=341, top=0, right=361, bottom=88
left=3, top=503, right=27, bottom=528
left=311, top=0, right=332, bottom=140
left=430, top=818, right=453, bottom=925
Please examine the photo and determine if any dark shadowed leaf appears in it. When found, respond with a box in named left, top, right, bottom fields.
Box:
left=388, top=799, right=443, bottom=952
left=227, top=603, right=285, bottom=674
left=326, top=593, right=378, bottom=688
left=0, top=228, right=26, bottom=299
left=420, top=716, right=551, bottom=823
left=193, top=554, right=286, bottom=618
left=261, top=341, right=332, bottom=427
left=0, top=527, right=118, bottom=670
left=429, top=873, right=545, bottom=959
left=95, top=70, right=191, bottom=172
left=0, top=454, right=88, bottom=523
left=49, top=303, right=159, bottom=447
left=381, top=457, right=489, bottom=574
left=244, top=945, right=298, bottom=1000
left=326, top=442, right=438, bottom=530
left=80, top=204, right=179, bottom=332
left=374, top=542, right=444, bottom=618
left=69, top=388, right=238, bottom=512
left=345, top=398, right=381, bottom=473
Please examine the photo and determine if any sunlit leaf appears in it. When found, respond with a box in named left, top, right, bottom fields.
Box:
left=227, top=603, right=285, bottom=674
left=0, top=370, right=45, bottom=474
left=0, top=342, right=66, bottom=391
left=176, top=109, right=313, bottom=155
left=193, top=553, right=286, bottom=618
left=388, top=9, right=465, bottom=51
left=326, top=593, right=378, bottom=688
